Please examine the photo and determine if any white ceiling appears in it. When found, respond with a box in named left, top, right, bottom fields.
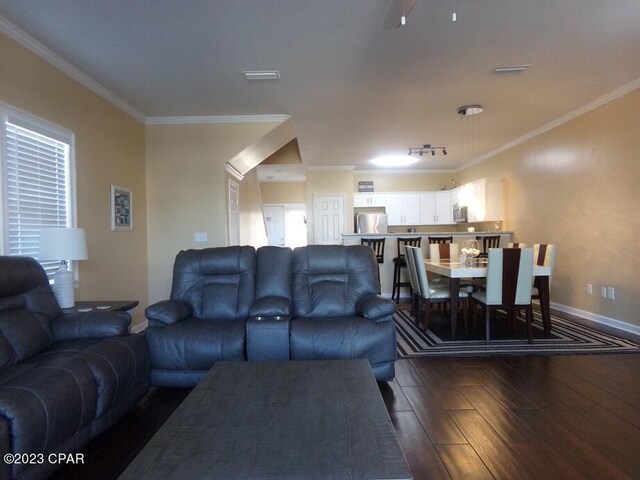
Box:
left=1, top=0, right=639, bottom=172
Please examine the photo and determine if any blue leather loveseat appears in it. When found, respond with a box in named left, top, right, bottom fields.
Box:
left=144, top=244, right=397, bottom=386
left=0, top=256, right=149, bottom=480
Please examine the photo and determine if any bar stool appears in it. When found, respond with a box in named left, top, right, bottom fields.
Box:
left=391, top=236, right=421, bottom=303
left=360, top=237, right=385, bottom=264
left=428, top=236, right=453, bottom=244
left=361, top=237, right=385, bottom=285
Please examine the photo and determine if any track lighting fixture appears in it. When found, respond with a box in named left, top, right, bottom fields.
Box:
left=407, top=144, right=448, bottom=157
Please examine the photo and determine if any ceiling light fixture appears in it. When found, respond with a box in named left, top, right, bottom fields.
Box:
left=242, top=70, right=280, bottom=81
left=457, top=105, right=483, bottom=116
left=408, top=144, right=448, bottom=157
left=492, top=65, right=530, bottom=75
left=370, top=155, right=419, bottom=167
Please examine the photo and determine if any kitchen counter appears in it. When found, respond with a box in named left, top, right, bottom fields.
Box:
left=342, top=231, right=513, bottom=237
left=343, top=231, right=513, bottom=298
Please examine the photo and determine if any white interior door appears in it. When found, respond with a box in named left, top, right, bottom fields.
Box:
left=263, top=205, right=285, bottom=246
left=284, top=204, right=307, bottom=248
left=313, top=195, right=344, bottom=244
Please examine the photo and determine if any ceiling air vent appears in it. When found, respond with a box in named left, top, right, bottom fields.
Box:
left=492, top=65, right=530, bottom=75
left=242, top=70, right=280, bottom=81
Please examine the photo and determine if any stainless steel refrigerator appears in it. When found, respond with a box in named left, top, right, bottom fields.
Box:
left=355, top=213, right=388, bottom=234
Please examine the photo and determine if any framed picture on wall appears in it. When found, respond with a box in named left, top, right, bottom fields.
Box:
left=111, top=185, right=132, bottom=231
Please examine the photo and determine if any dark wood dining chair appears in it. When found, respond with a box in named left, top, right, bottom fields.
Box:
left=476, top=235, right=501, bottom=258
left=391, top=236, right=421, bottom=303
left=428, top=236, right=453, bottom=244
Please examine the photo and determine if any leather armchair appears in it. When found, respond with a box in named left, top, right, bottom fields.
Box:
left=289, top=245, right=397, bottom=381
left=144, top=246, right=256, bottom=387
left=0, top=256, right=149, bottom=480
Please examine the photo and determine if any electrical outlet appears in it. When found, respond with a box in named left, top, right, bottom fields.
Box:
left=587, top=284, right=593, bottom=295
left=607, top=287, right=615, bottom=300
left=601, top=287, right=607, bottom=298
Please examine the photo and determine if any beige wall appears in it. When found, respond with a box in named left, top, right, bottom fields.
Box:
left=353, top=172, right=456, bottom=192
left=260, top=182, right=306, bottom=204
left=262, top=139, right=302, bottom=165
left=460, top=88, right=640, bottom=327
left=0, top=32, right=149, bottom=326
left=239, top=168, right=268, bottom=247
left=145, top=122, right=278, bottom=303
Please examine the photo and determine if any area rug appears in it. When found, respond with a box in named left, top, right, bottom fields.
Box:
left=395, top=306, right=640, bottom=357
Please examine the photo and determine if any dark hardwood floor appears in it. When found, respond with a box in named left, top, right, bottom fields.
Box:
left=50, top=354, right=640, bottom=480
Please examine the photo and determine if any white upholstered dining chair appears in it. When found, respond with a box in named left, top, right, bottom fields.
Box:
left=471, top=247, right=535, bottom=344
left=406, top=246, right=469, bottom=335
left=427, top=243, right=459, bottom=285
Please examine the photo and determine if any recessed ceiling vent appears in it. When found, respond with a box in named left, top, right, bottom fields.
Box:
left=492, top=65, right=530, bottom=75
left=242, top=70, right=280, bottom=81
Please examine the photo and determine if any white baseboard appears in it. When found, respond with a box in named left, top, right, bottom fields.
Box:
left=550, top=302, right=640, bottom=337
left=130, top=320, right=148, bottom=334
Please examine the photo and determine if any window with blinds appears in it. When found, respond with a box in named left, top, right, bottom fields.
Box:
left=1, top=106, right=74, bottom=277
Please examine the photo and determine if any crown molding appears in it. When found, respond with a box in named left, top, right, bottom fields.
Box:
left=354, top=168, right=454, bottom=175
left=225, top=162, right=245, bottom=181
left=0, top=16, right=146, bottom=123
left=306, top=165, right=355, bottom=171
left=146, top=114, right=290, bottom=125
left=459, top=76, right=640, bottom=172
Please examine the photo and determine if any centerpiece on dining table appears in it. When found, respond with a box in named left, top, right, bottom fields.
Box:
left=460, top=239, right=480, bottom=266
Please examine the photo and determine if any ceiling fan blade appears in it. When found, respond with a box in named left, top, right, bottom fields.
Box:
left=382, top=0, right=417, bottom=29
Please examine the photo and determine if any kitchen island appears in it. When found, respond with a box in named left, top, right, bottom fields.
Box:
left=342, top=231, right=513, bottom=298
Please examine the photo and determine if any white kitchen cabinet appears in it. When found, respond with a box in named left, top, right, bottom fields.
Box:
left=466, top=178, right=504, bottom=222
left=419, top=191, right=453, bottom=225
left=353, top=193, right=386, bottom=208
left=385, top=193, right=420, bottom=225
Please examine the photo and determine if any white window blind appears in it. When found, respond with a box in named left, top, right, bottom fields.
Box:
left=4, top=121, right=71, bottom=277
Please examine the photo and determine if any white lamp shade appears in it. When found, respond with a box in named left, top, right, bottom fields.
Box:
left=38, top=227, right=88, bottom=261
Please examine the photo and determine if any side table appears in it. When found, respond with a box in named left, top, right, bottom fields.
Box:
left=63, top=300, right=139, bottom=314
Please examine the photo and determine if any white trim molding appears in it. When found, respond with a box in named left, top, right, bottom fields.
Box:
left=0, top=16, right=146, bottom=123
left=307, top=165, right=355, bottom=171
left=146, top=115, right=290, bottom=125
left=459, top=77, right=640, bottom=171
left=225, top=162, right=245, bottom=181
left=551, top=301, right=640, bottom=337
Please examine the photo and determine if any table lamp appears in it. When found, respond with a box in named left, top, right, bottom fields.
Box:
left=38, top=227, right=88, bottom=308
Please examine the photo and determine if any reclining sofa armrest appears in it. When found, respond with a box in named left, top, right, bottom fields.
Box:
left=356, top=294, right=395, bottom=323
left=52, top=311, right=131, bottom=341
left=145, top=300, right=192, bottom=326
left=249, top=296, right=291, bottom=320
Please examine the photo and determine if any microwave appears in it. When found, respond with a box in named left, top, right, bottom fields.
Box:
left=453, top=204, right=468, bottom=223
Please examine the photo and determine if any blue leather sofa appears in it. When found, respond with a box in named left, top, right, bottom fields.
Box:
left=289, top=245, right=397, bottom=382
left=145, top=244, right=397, bottom=386
left=0, top=256, right=149, bottom=480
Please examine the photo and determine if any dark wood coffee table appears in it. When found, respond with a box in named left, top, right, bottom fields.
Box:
left=119, top=360, right=412, bottom=479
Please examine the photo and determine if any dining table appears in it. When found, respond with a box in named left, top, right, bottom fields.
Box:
left=423, top=257, right=552, bottom=340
